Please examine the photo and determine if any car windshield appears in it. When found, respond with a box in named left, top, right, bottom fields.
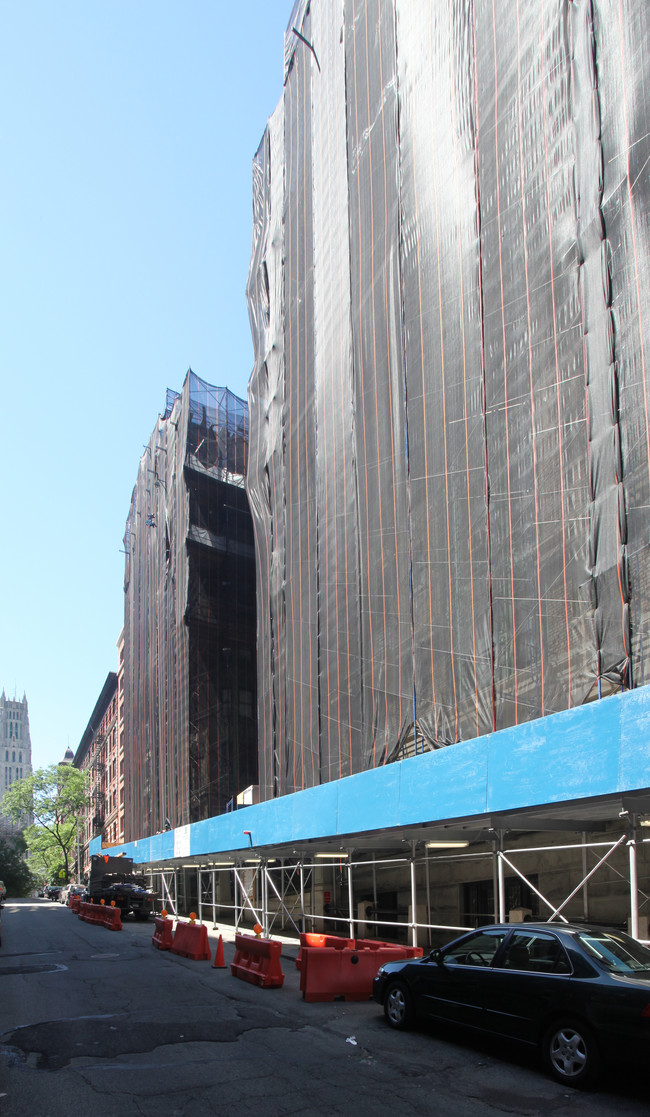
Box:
left=577, top=931, right=650, bottom=975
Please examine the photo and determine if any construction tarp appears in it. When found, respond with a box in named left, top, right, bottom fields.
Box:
left=246, top=0, right=650, bottom=798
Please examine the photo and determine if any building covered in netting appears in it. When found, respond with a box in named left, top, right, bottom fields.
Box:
left=88, top=0, right=650, bottom=953
left=123, top=370, right=257, bottom=840
left=246, top=0, right=650, bottom=799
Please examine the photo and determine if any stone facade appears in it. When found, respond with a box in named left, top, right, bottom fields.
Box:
left=0, top=692, right=32, bottom=836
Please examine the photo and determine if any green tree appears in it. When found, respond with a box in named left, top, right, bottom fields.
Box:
left=0, top=832, right=34, bottom=897
left=24, top=829, right=67, bottom=888
left=1, top=765, right=89, bottom=885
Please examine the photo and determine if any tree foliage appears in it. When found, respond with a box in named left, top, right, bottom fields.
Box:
left=0, top=832, right=34, bottom=897
left=1, top=765, right=89, bottom=885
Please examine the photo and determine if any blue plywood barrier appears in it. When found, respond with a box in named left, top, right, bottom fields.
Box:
left=90, top=686, right=650, bottom=867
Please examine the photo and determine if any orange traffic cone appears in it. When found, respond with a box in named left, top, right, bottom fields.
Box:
left=212, top=934, right=226, bottom=968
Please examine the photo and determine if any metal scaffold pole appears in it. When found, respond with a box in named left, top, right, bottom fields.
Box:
left=410, top=844, right=418, bottom=948
left=629, top=820, right=639, bottom=940
left=347, top=853, right=354, bottom=941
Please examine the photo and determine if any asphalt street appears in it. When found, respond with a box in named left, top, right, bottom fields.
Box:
left=0, top=899, right=648, bottom=1116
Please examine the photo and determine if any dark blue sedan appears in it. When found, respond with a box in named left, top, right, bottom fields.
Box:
left=372, top=922, right=650, bottom=1087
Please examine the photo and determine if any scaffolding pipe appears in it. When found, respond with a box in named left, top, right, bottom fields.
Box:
left=492, top=838, right=499, bottom=923
left=498, top=851, right=570, bottom=922
left=425, top=852, right=432, bottom=948
left=280, top=864, right=286, bottom=930
left=410, top=845, right=418, bottom=947
left=262, top=861, right=268, bottom=937
left=158, top=871, right=177, bottom=916
left=264, top=865, right=301, bottom=935
left=629, top=823, right=639, bottom=940
left=232, top=865, right=262, bottom=926
left=347, top=854, right=355, bottom=941
left=496, top=834, right=506, bottom=923
left=143, top=823, right=645, bottom=945
left=234, top=863, right=241, bottom=930
left=545, top=832, right=628, bottom=922
left=582, top=832, right=589, bottom=921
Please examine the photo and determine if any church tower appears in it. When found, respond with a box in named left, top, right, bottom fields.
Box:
left=0, top=692, right=33, bottom=836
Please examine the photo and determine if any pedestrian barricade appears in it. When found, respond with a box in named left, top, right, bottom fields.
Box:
left=231, top=933, right=284, bottom=988
left=78, top=901, right=122, bottom=931
left=78, top=901, right=102, bottom=926
left=102, top=904, right=122, bottom=931
left=152, top=914, right=174, bottom=951
left=295, top=932, right=354, bottom=970
left=355, top=939, right=422, bottom=956
left=69, top=894, right=81, bottom=914
left=170, top=919, right=211, bottom=961
left=300, top=942, right=423, bottom=1002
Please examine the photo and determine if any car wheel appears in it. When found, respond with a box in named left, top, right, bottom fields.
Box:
left=541, top=1017, right=599, bottom=1088
left=384, top=981, right=414, bottom=1030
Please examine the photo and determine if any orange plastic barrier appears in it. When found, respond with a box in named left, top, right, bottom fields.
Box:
left=356, top=939, right=423, bottom=957
left=78, top=901, right=122, bottom=931
left=102, top=905, right=123, bottom=931
left=152, top=915, right=174, bottom=951
left=300, top=943, right=423, bottom=1002
left=296, top=932, right=354, bottom=970
left=170, top=920, right=211, bottom=961
left=231, top=933, right=284, bottom=988
left=79, top=901, right=103, bottom=925
left=69, top=895, right=81, bottom=913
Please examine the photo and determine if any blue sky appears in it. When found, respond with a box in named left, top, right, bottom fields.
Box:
left=0, top=2, right=290, bottom=769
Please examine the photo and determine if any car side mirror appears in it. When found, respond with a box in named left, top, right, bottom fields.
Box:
left=427, top=948, right=443, bottom=964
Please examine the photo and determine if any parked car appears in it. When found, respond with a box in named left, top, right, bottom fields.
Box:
left=45, top=885, right=62, bottom=902
left=64, top=884, right=84, bottom=906
left=373, top=922, right=650, bottom=1088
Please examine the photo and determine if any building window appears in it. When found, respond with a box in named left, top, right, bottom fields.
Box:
left=462, top=876, right=539, bottom=925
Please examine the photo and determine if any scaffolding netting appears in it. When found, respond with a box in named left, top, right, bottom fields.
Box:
left=246, top=0, right=650, bottom=799
left=124, top=371, right=257, bottom=839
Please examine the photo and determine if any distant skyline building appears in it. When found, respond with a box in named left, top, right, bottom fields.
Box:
left=0, top=691, right=33, bottom=836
